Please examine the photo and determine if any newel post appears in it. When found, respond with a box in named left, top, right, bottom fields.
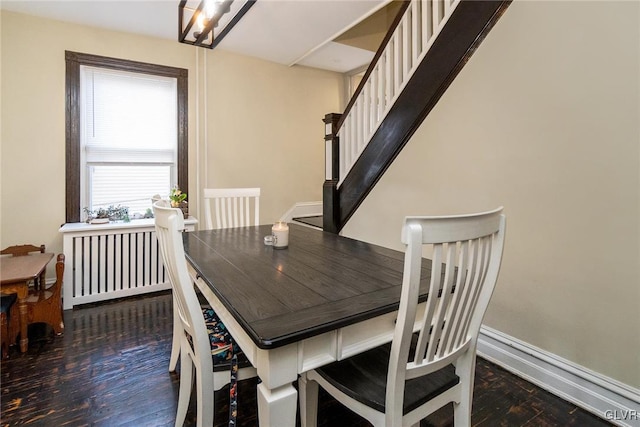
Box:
left=322, top=113, right=341, bottom=234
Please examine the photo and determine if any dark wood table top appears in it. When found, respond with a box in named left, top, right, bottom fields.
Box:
left=184, top=224, right=432, bottom=349
left=0, top=252, right=54, bottom=285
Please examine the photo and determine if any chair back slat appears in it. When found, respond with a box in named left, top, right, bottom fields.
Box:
left=426, top=242, right=458, bottom=362
left=413, top=243, right=441, bottom=364
left=203, top=188, right=261, bottom=230
left=441, top=240, right=472, bottom=355
left=386, top=207, right=506, bottom=419
left=457, top=237, right=492, bottom=348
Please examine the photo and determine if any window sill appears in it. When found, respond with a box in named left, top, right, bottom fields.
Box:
left=59, top=216, right=198, bottom=234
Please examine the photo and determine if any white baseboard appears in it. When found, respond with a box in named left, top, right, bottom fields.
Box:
left=477, top=326, right=640, bottom=427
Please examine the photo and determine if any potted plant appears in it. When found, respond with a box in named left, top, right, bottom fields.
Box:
left=170, top=186, right=189, bottom=217
left=84, top=205, right=130, bottom=224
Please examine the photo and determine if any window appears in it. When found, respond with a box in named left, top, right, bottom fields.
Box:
left=81, top=66, right=177, bottom=216
left=65, top=51, right=188, bottom=223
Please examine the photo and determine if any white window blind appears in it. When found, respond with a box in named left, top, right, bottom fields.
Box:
left=80, top=66, right=178, bottom=217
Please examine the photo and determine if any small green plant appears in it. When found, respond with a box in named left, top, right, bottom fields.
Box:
left=169, top=186, right=187, bottom=208
left=84, top=205, right=130, bottom=223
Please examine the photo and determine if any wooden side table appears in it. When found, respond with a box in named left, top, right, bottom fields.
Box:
left=0, top=253, right=54, bottom=352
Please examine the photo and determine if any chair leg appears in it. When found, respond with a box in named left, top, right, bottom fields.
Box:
left=8, top=303, right=19, bottom=352
left=175, top=352, right=194, bottom=427
left=196, top=362, right=214, bottom=427
left=1, top=313, right=8, bottom=359
left=453, top=398, right=472, bottom=427
left=453, top=351, right=476, bottom=427
left=299, top=372, right=319, bottom=427
left=169, top=301, right=180, bottom=372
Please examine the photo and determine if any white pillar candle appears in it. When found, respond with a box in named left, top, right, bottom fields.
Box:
left=272, top=221, right=289, bottom=249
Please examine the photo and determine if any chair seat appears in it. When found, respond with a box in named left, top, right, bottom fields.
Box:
left=315, top=341, right=459, bottom=415
left=25, top=288, right=54, bottom=303
left=201, top=307, right=252, bottom=372
left=0, top=294, right=17, bottom=314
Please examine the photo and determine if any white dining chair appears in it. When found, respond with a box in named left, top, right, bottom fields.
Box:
left=153, top=201, right=257, bottom=427
left=203, top=187, right=260, bottom=230
left=299, top=207, right=506, bottom=427
left=171, top=187, right=259, bottom=371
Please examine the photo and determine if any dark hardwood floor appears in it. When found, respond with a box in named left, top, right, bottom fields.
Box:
left=1, top=292, right=612, bottom=426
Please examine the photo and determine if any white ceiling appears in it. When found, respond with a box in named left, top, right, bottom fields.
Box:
left=0, top=0, right=388, bottom=73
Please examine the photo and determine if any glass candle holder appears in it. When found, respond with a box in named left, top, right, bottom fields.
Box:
left=271, top=221, right=289, bottom=249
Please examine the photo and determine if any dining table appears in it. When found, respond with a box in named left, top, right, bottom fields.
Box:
left=0, top=252, right=54, bottom=352
left=183, top=223, right=432, bottom=427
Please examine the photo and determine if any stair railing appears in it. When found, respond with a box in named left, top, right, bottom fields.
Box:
left=334, top=0, right=460, bottom=186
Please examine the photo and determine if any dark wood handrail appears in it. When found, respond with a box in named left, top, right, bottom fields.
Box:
left=336, top=1, right=410, bottom=132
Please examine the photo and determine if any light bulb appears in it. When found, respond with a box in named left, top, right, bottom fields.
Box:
left=196, top=13, right=206, bottom=31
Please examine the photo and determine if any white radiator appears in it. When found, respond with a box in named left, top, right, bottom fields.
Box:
left=59, top=218, right=197, bottom=309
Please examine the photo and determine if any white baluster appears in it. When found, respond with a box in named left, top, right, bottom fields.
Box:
left=369, top=77, right=375, bottom=136
left=350, top=111, right=356, bottom=171
left=338, top=127, right=344, bottom=181
left=433, top=0, right=442, bottom=31
left=385, top=45, right=392, bottom=112
left=354, top=100, right=360, bottom=160
left=359, top=95, right=366, bottom=153
left=393, top=29, right=402, bottom=95
left=377, top=61, right=385, bottom=122
left=402, top=7, right=411, bottom=80
left=444, top=0, right=452, bottom=16
left=423, top=0, right=432, bottom=47
left=412, top=0, right=421, bottom=66
left=363, top=80, right=370, bottom=144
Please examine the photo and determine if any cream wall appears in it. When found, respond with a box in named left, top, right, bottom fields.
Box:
left=1, top=11, right=342, bottom=265
left=342, top=1, right=640, bottom=388
left=1, top=10, right=196, bottom=266
left=198, top=49, right=342, bottom=224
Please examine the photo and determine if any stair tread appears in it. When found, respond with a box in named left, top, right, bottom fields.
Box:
left=292, top=216, right=323, bottom=229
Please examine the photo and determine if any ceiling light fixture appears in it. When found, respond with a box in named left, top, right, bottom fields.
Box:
left=178, top=0, right=256, bottom=49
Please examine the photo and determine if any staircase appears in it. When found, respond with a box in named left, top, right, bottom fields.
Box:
left=322, top=0, right=511, bottom=233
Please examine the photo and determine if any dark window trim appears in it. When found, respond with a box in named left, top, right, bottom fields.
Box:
left=65, top=51, right=188, bottom=223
